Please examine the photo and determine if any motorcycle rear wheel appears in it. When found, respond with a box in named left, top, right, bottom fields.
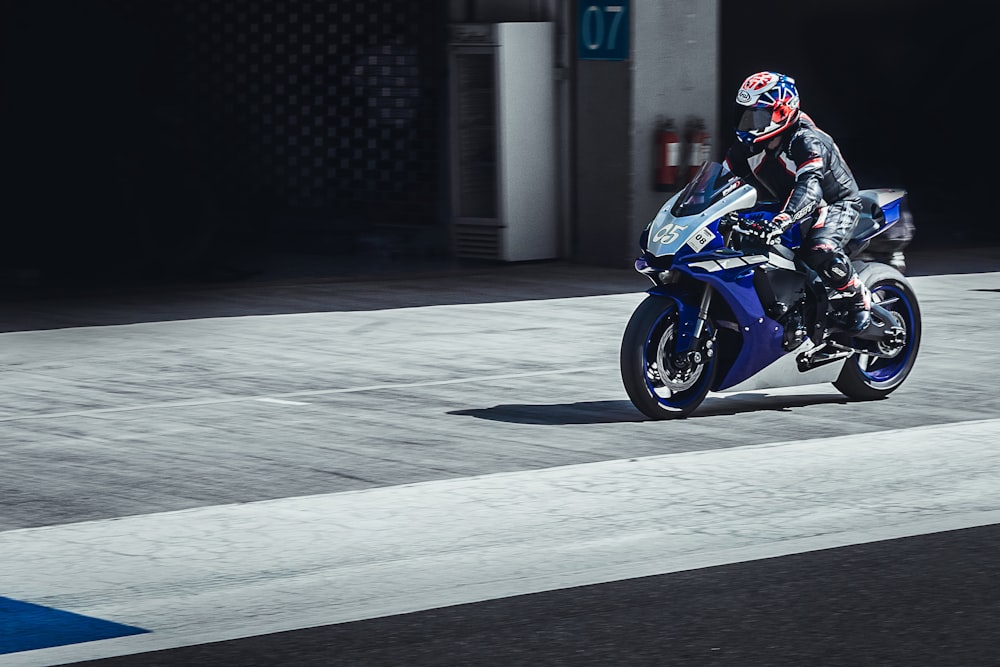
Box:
left=620, top=296, right=717, bottom=419
left=834, top=263, right=921, bottom=400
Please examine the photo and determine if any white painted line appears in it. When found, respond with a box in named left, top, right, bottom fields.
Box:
left=254, top=397, right=311, bottom=406
left=0, top=367, right=616, bottom=423
left=3, top=418, right=1000, bottom=665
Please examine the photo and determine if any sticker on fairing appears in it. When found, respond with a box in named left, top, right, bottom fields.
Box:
left=686, top=226, right=715, bottom=252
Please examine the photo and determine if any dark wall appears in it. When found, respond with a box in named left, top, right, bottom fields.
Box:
left=574, top=60, right=632, bottom=266
left=720, top=0, right=991, bottom=247
left=1, top=1, right=990, bottom=289
left=0, top=0, right=448, bottom=286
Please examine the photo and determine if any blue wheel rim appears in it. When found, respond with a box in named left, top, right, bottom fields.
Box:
left=858, top=283, right=917, bottom=384
left=642, top=309, right=713, bottom=409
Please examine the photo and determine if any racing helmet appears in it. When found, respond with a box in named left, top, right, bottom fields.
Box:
left=734, top=71, right=800, bottom=146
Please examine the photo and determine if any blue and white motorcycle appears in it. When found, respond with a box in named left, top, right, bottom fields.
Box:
left=620, top=161, right=921, bottom=419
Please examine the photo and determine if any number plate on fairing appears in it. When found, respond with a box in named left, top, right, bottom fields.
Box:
left=687, top=227, right=715, bottom=252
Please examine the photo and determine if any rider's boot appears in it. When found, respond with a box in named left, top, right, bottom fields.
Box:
left=830, top=273, right=871, bottom=333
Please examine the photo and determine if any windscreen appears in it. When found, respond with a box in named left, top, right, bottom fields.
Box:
left=671, top=162, right=738, bottom=217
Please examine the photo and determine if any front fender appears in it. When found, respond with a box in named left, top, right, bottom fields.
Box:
left=642, top=287, right=703, bottom=356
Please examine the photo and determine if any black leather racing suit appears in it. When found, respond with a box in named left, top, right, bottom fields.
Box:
left=723, top=112, right=867, bottom=311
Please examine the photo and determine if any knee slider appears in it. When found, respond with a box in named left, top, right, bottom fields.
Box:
left=816, top=253, right=854, bottom=290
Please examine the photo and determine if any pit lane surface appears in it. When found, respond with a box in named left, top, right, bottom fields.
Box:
left=67, top=524, right=1000, bottom=666
left=2, top=250, right=999, bottom=665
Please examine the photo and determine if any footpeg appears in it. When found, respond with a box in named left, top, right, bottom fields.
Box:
left=796, top=341, right=854, bottom=372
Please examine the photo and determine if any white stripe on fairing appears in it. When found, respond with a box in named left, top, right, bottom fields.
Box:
left=766, top=251, right=797, bottom=271
left=718, top=257, right=748, bottom=270
left=689, top=254, right=768, bottom=272
left=4, top=418, right=1000, bottom=665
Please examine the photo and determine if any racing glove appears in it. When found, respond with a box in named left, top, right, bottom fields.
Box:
left=736, top=212, right=792, bottom=245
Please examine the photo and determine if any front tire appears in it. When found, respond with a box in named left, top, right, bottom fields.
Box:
left=620, top=296, right=717, bottom=419
left=834, top=263, right=921, bottom=400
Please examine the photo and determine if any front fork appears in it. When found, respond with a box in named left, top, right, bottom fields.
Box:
left=674, top=282, right=715, bottom=365
left=667, top=222, right=733, bottom=362
left=683, top=221, right=737, bottom=352
left=691, top=282, right=713, bottom=340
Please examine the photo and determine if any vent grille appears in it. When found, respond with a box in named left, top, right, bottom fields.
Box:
left=454, top=224, right=500, bottom=259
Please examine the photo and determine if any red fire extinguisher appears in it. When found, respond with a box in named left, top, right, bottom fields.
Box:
left=686, top=118, right=711, bottom=183
left=655, top=118, right=681, bottom=192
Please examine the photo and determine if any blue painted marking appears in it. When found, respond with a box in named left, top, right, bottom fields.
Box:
left=0, top=596, right=149, bottom=654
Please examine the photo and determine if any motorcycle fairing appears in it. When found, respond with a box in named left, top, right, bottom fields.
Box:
left=852, top=188, right=906, bottom=243
left=645, top=182, right=757, bottom=258
left=648, top=247, right=790, bottom=391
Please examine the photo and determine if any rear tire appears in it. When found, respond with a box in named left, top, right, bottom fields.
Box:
left=833, top=263, right=921, bottom=400
left=620, top=296, right=717, bottom=419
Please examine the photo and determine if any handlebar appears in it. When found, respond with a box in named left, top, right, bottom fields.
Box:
left=718, top=212, right=742, bottom=233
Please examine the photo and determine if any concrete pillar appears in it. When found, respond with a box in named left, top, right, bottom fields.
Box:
left=574, top=0, right=719, bottom=266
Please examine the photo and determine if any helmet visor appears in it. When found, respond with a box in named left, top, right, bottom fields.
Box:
left=736, top=106, right=774, bottom=133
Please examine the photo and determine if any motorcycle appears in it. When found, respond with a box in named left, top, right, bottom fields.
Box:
left=620, top=161, right=921, bottom=419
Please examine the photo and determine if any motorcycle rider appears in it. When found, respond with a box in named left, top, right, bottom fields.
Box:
left=724, top=71, right=871, bottom=332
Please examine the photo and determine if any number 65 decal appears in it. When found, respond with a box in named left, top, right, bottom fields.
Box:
left=651, top=223, right=686, bottom=245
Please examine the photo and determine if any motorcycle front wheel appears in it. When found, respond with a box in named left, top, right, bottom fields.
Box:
left=620, top=296, right=717, bottom=419
left=834, top=262, right=922, bottom=400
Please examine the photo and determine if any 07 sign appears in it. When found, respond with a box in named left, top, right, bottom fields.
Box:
left=577, top=1, right=629, bottom=61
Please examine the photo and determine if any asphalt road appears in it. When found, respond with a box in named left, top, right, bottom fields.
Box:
left=2, top=246, right=999, bottom=666
left=70, top=524, right=1000, bottom=667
